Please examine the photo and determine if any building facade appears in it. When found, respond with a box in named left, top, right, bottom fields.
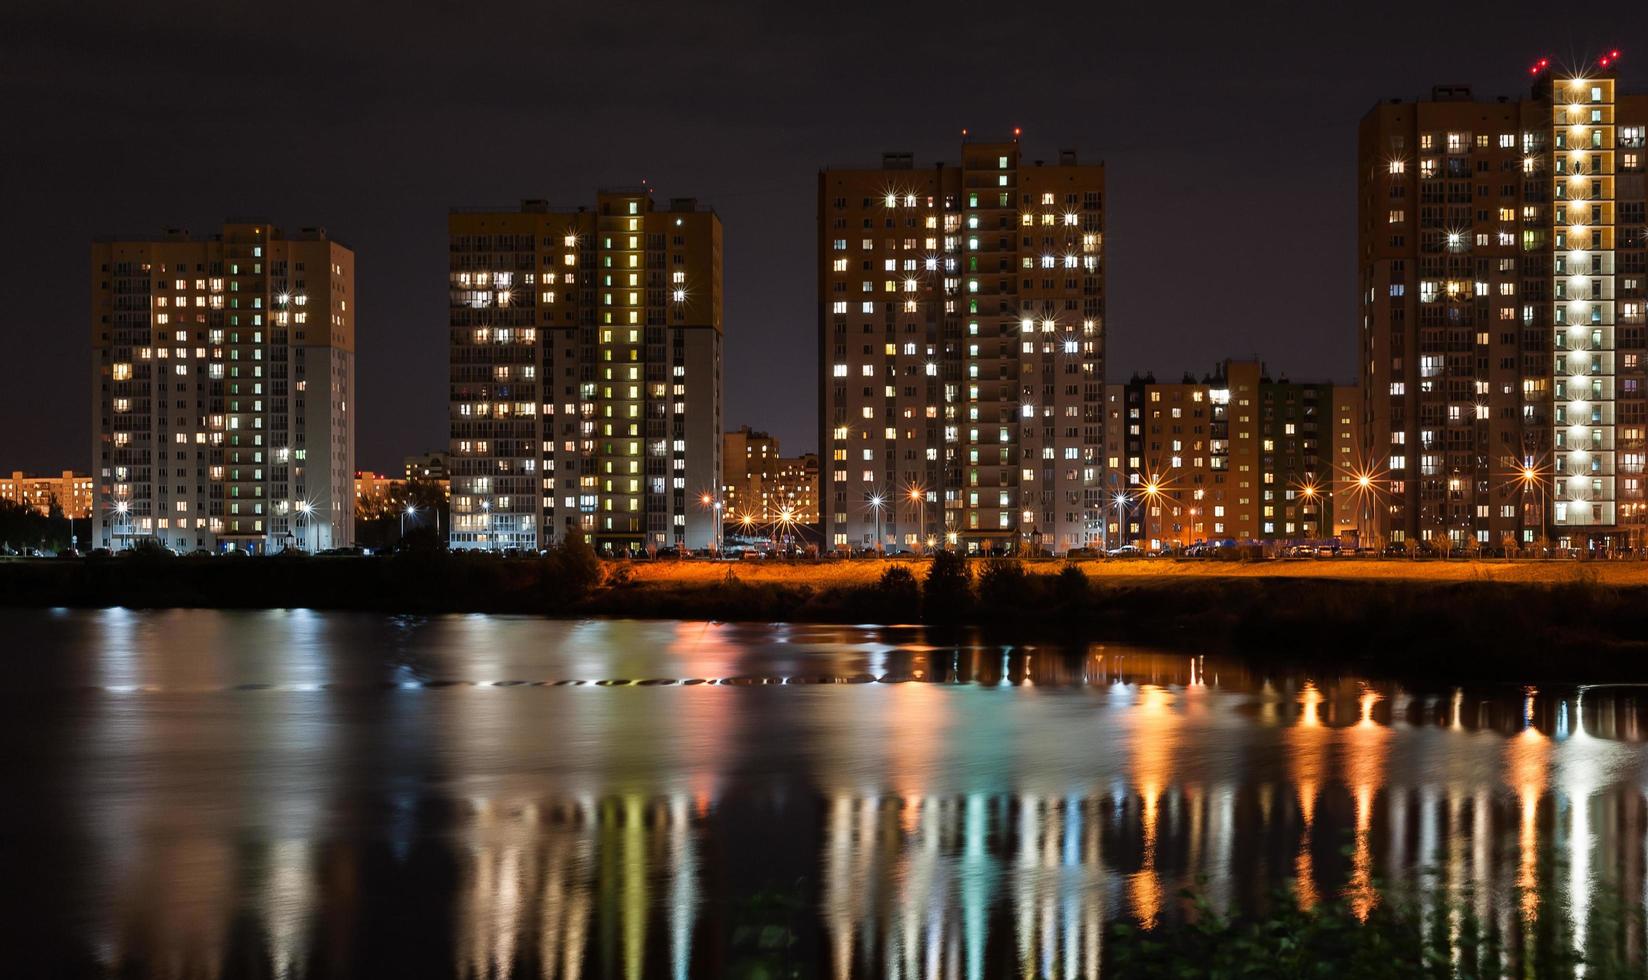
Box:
left=775, top=453, right=820, bottom=526
left=448, top=192, right=722, bottom=553
left=1359, top=57, right=1647, bottom=550
left=818, top=139, right=1105, bottom=555
left=722, top=425, right=780, bottom=522
left=403, top=451, right=449, bottom=483
left=355, top=471, right=402, bottom=510
left=1114, top=361, right=1357, bottom=549
left=91, top=222, right=354, bottom=553
left=1, top=471, right=93, bottom=519
left=720, top=425, right=820, bottom=527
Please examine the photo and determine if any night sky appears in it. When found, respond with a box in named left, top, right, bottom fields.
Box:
left=0, top=1, right=1635, bottom=472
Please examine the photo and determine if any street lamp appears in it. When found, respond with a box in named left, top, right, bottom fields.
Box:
left=296, top=501, right=314, bottom=553
left=401, top=503, right=418, bottom=545
left=868, top=494, right=885, bottom=555
left=113, top=500, right=129, bottom=551
left=481, top=499, right=491, bottom=552
left=1342, top=462, right=1386, bottom=552
left=1139, top=474, right=1167, bottom=550
left=700, top=492, right=723, bottom=553
left=775, top=507, right=797, bottom=555
left=1298, top=481, right=1319, bottom=541
left=907, top=485, right=925, bottom=553
left=1513, top=457, right=1548, bottom=556
left=1111, top=490, right=1131, bottom=551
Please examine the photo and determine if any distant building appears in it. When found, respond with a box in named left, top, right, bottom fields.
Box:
left=1331, top=387, right=1365, bottom=539
left=448, top=192, right=723, bottom=553
left=91, top=222, right=355, bottom=552
left=1114, top=361, right=1359, bottom=549
left=722, top=426, right=780, bottom=521
left=721, top=427, right=820, bottom=529
left=403, top=451, right=449, bottom=483
left=819, top=138, right=1106, bottom=555
left=1359, top=60, right=1648, bottom=550
left=776, top=453, right=821, bottom=525
left=354, top=471, right=403, bottom=512
left=1, top=471, right=93, bottom=519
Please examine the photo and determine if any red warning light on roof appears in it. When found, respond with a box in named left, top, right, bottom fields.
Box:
left=1013, top=127, right=1021, bottom=138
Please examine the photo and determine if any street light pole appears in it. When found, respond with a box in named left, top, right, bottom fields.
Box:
left=869, top=494, right=884, bottom=555
left=296, top=501, right=314, bottom=552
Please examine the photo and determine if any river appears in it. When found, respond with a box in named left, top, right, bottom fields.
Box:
left=1, top=608, right=1644, bottom=978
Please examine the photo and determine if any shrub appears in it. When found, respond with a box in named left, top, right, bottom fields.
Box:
left=543, top=536, right=603, bottom=604
left=877, top=564, right=920, bottom=607
left=922, top=551, right=972, bottom=622
left=1053, top=563, right=1089, bottom=608
left=977, top=558, right=1030, bottom=611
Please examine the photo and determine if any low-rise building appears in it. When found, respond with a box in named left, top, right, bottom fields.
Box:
left=403, top=451, right=449, bottom=483
left=1, top=471, right=94, bottom=519
left=1114, top=360, right=1360, bottom=550
left=354, top=471, right=404, bottom=516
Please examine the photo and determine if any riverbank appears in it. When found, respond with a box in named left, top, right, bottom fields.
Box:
left=3, top=554, right=1646, bottom=677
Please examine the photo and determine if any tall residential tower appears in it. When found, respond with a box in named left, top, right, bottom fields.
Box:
left=91, top=222, right=355, bottom=553
left=448, top=192, right=722, bottom=553
left=1359, top=55, right=1647, bottom=550
left=818, top=138, right=1105, bottom=554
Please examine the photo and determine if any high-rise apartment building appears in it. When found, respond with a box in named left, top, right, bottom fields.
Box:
left=448, top=192, right=722, bottom=553
left=1359, top=55, right=1647, bottom=550
left=818, top=138, right=1105, bottom=555
left=1114, top=361, right=1358, bottom=549
left=91, top=223, right=354, bottom=553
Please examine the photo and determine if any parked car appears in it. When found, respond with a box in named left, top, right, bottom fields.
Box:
left=1106, top=544, right=1142, bottom=557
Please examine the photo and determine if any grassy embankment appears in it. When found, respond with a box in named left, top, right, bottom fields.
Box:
left=3, top=551, right=1647, bottom=676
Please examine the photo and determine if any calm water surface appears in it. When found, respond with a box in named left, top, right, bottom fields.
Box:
left=1, top=608, right=1645, bottom=978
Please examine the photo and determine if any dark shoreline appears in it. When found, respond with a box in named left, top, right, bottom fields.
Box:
left=4, top=553, right=1647, bottom=681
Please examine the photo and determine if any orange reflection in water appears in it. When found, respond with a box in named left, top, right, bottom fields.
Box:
left=1288, top=681, right=1329, bottom=909
left=1128, top=684, right=1177, bottom=929
left=1505, top=695, right=1550, bottom=923
left=1343, top=687, right=1390, bottom=920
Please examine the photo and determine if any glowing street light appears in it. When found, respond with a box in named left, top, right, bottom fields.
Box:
left=112, top=499, right=130, bottom=551
left=1297, top=481, right=1321, bottom=539
left=774, top=506, right=798, bottom=555
left=1111, top=490, right=1131, bottom=551
left=1509, top=455, right=1550, bottom=553
left=907, top=485, right=926, bottom=553
left=868, top=494, right=885, bottom=555
left=700, top=492, right=723, bottom=553
left=296, top=500, right=314, bottom=553
left=401, top=503, right=418, bottom=542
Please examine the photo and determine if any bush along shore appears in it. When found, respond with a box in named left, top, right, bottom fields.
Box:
left=3, top=549, right=1647, bottom=677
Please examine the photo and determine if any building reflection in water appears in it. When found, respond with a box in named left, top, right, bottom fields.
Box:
left=15, top=613, right=1648, bottom=978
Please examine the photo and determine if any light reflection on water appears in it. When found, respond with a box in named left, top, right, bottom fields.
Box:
left=0, top=609, right=1645, bottom=978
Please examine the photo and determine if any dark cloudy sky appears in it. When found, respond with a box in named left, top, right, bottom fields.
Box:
left=0, top=0, right=1636, bottom=471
